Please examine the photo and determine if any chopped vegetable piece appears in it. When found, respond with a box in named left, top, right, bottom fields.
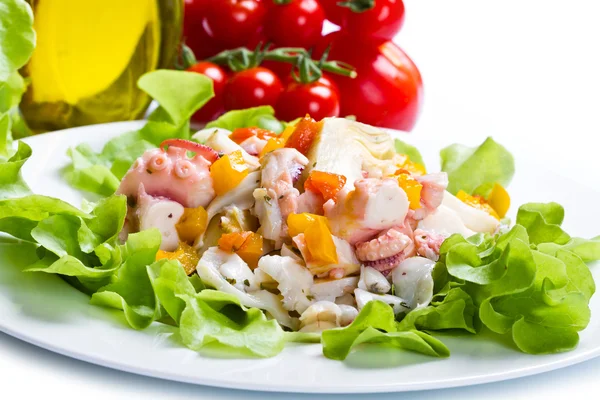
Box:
left=176, top=206, right=208, bottom=244
left=218, top=231, right=252, bottom=253
left=218, top=231, right=263, bottom=269
left=281, top=124, right=296, bottom=141
left=304, top=218, right=338, bottom=265
left=259, top=137, right=286, bottom=157
left=210, top=150, right=249, bottom=195
left=397, top=173, right=422, bottom=210
left=487, top=183, right=510, bottom=218
left=304, top=170, right=347, bottom=202
left=236, top=232, right=263, bottom=269
left=456, top=190, right=500, bottom=220
left=284, top=115, right=323, bottom=155
left=229, top=127, right=277, bottom=144
left=156, top=242, right=200, bottom=276
left=396, top=156, right=426, bottom=176
left=287, top=213, right=330, bottom=238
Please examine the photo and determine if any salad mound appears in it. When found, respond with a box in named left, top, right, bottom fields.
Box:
left=0, top=2, right=599, bottom=362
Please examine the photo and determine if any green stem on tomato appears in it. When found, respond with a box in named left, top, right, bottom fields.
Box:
left=338, top=0, right=376, bottom=13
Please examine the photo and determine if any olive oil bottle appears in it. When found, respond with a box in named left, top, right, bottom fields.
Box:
left=20, top=0, right=183, bottom=132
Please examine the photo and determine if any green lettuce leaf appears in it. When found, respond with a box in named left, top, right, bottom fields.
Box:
left=178, top=289, right=285, bottom=357
left=0, top=0, right=36, bottom=81
left=394, top=138, right=425, bottom=167
left=321, top=301, right=449, bottom=361
left=398, top=286, right=476, bottom=333
left=516, top=202, right=570, bottom=245
left=440, top=137, right=515, bottom=195
left=147, top=259, right=199, bottom=324
left=206, top=106, right=284, bottom=133
left=538, top=236, right=600, bottom=263
left=91, top=230, right=162, bottom=329
left=0, top=140, right=31, bottom=199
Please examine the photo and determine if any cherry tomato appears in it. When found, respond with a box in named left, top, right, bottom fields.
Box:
left=245, top=31, right=294, bottom=80
left=183, top=0, right=224, bottom=59
left=319, top=0, right=348, bottom=26
left=316, top=32, right=423, bottom=131
left=341, top=0, right=405, bottom=40
left=276, top=76, right=340, bottom=122
left=264, top=0, right=325, bottom=48
left=204, top=0, right=267, bottom=48
left=224, top=67, right=284, bottom=110
left=187, top=62, right=228, bottom=123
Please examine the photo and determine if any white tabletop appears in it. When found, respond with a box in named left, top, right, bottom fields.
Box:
left=2, top=1, right=599, bottom=399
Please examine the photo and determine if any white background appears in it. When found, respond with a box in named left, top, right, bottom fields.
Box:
left=2, top=0, right=600, bottom=399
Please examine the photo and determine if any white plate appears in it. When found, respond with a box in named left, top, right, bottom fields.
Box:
left=1, top=121, right=599, bottom=394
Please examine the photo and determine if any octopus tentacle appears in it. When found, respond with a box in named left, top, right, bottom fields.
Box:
left=355, top=228, right=416, bottom=274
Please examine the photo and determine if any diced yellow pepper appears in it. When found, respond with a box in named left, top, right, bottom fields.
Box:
left=397, top=173, right=422, bottom=210
left=287, top=213, right=330, bottom=238
left=281, top=124, right=297, bottom=141
left=487, top=183, right=510, bottom=218
left=396, top=155, right=427, bottom=176
left=304, top=218, right=338, bottom=265
left=156, top=242, right=200, bottom=276
left=176, top=206, right=208, bottom=244
left=457, top=190, right=500, bottom=220
left=210, top=150, right=249, bottom=195
left=259, top=137, right=286, bottom=158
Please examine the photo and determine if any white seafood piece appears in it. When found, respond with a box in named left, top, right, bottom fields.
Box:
left=256, top=255, right=314, bottom=314
left=197, top=248, right=296, bottom=329
left=135, top=187, right=184, bottom=251
left=220, top=206, right=257, bottom=234
left=311, top=276, right=360, bottom=302
left=206, top=171, right=260, bottom=223
left=442, top=191, right=500, bottom=233
left=391, top=256, right=436, bottom=310
left=324, top=178, right=409, bottom=245
left=253, top=188, right=283, bottom=245
left=192, top=128, right=260, bottom=169
left=293, top=234, right=360, bottom=278
left=298, top=301, right=357, bottom=332
left=296, top=190, right=324, bottom=215
left=338, top=305, right=359, bottom=327
left=417, top=205, right=476, bottom=237
left=303, top=118, right=400, bottom=190
left=354, top=288, right=409, bottom=315
left=280, top=243, right=304, bottom=263
left=335, top=293, right=357, bottom=307
left=239, top=135, right=268, bottom=156
left=358, top=265, right=392, bottom=294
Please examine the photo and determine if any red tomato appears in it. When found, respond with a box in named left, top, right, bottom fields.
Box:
left=187, top=62, right=228, bottom=123
left=183, top=0, right=224, bottom=59
left=264, top=0, right=325, bottom=48
left=316, top=33, right=423, bottom=131
left=319, top=0, right=347, bottom=26
left=204, top=0, right=267, bottom=48
left=224, top=67, right=284, bottom=110
left=276, top=76, right=340, bottom=122
left=341, top=0, right=405, bottom=40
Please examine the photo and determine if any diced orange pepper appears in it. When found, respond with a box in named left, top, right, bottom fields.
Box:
left=397, top=173, right=422, bottom=210
left=287, top=213, right=330, bottom=238
left=486, top=183, right=510, bottom=218
left=304, top=218, right=338, bottom=265
left=457, top=190, right=500, bottom=220
left=259, top=137, right=286, bottom=157
left=176, top=206, right=208, bottom=244
left=229, top=127, right=276, bottom=144
left=236, top=232, right=263, bottom=269
left=156, top=242, right=200, bottom=275
left=218, top=231, right=252, bottom=252
left=396, top=155, right=427, bottom=176
left=210, top=150, right=249, bottom=195
left=218, top=231, right=263, bottom=269
left=285, top=115, right=323, bottom=155
left=304, top=170, right=347, bottom=202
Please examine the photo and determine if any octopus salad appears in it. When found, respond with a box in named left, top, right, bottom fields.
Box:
left=116, top=116, right=505, bottom=333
